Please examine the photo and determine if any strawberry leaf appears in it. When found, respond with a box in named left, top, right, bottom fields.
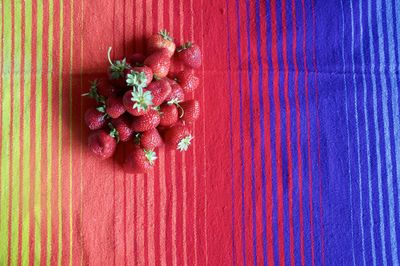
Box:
left=159, top=29, right=173, bottom=41
left=107, top=47, right=131, bottom=79
left=177, top=135, right=193, bottom=151
left=131, top=87, right=153, bottom=112
left=144, top=149, right=157, bottom=165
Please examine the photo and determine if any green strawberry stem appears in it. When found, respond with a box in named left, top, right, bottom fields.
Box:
left=177, top=135, right=193, bottom=151
left=107, top=47, right=131, bottom=79
left=108, top=123, right=120, bottom=142
left=82, top=80, right=105, bottom=104
left=144, top=149, right=157, bottom=165
left=159, top=29, right=173, bottom=41
left=177, top=41, right=192, bottom=52
left=175, top=102, right=185, bottom=118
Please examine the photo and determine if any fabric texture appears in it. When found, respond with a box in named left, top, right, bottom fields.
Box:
left=0, top=0, right=400, bottom=265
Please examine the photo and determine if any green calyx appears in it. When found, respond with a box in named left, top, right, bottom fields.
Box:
left=159, top=29, right=173, bottom=41
left=177, top=41, right=193, bottom=52
left=177, top=135, right=193, bottom=151
left=108, top=47, right=131, bottom=79
left=82, top=80, right=106, bottom=104
left=126, top=71, right=148, bottom=88
left=144, top=149, right=157, bottom=165
left=130, top=86, right=153, bottom=112
left=108, top=123, right=120, bottom=142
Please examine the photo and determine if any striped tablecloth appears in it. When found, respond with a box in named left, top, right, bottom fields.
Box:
left=1, top=0, right=400, bottom=265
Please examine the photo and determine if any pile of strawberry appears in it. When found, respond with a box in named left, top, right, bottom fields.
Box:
left=83, top=29, right=201, bottom=173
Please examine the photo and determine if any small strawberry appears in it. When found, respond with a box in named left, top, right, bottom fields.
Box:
left=128, top=53, right=146, bottom=66
left=123, top=72, right=153, bottom=116
left=131, top=109, right=161, bottom=132
left=111, top=115, right=133, bottom=142
left=123, top=146, right=157, bottom=173
left=106, top=96, right=125, bottom=119
left=144, top=50, right=171, bottom=79
left=176, top=42, right=202, bottom=69
left=147, top=29, right=176, bottom=58
left=159, top=103, right=178, bottom=127
left=164, top=79, right=185, bottom=104
left=179, top=100, right=200, bottom=124
left=175, top=70, right=199, bottom=93
left=88, top=129, right=117, bottom=159
left=96, top=79, right=121, bottom=98
left=131, top=66, right=153, bottom=86
left=146, top=79, right=172, bottom=106
left=163, top=125, right=193, bottom=151
left=107, top=47, right=131, bottom=89
left=84, top=107, right=108, bottom=130
left=139, top=128, right=163, bottom=150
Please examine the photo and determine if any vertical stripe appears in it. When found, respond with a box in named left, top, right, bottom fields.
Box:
left=234, top=0, right=247, bottom=263
left=340, top=1, right=356, bottom=265
left=58, top=0, right=64, bottom=265
left=136, top=173, right=145, bottom=266
left=349, top=1, right=366, bottom=265
left=79, top=0, right=84, bottom=264
left=10, top=0, right=22, bottom=263
left=171, top=152, right=177, bottom=266
left=254, top=0, right=269, bottom=264
left=385, top=0, right=400, bottom=229
left=158, top=147, right=167, bottom=266
left=375, top=0, right=399, bottom=263
left=47, top=0, right=55, bottom=264
left=290, top=0, right=305, bottom=264
left=358, top=0, right=377, bottom=264
left=270, top=0, right=286, bottom=263
left=225, top=0, right=237, bottom=264
left=367, top=0, right=388, bottom=263
left=69, top=1, right=74, bottom=264
left=280, top=0, right=295, bottom=263
left=35, top=0, right=44, bottom=263
left=21, top=0, right=33, bottom=264
left=244, top=0, right=259, bottom=264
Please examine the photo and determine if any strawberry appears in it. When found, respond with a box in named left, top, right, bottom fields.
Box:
left=163, top=125, right=193, bottom=151
left=146, top=79, right=172, bottom=106
left=176, top=42, right=202, bottom=69
left=88, top=129, right=117, bottom=159
left=96, top=79, right=121, bottom=98
left=131, top=109, right=161, bottom=132
left=179, top=100, right=200, bottom=124
left=139, top=128, right=163, bottom=150
left=107, top=47, right=131, bottom=89
left=175, top=70, right=199, bottom=93
left=164, top=79, right=185, bottom=104
left=131, top=66, right=153, bottom=86
left=123, top=146, right=157, bottom=173
left=144, top=50, right=171, bottom=79
left=111, top=115, right=133, bottom=142
left=84, top=107, right=108, bottom=130
left=106, top=96, right=125, bottom=119
left=147, top=29, right=176, bottom=58
left=128, top=53, right=145, bottom=66
left=159, top=103, right=178, bottom=127
left=123, top=71, right=153, bottom=116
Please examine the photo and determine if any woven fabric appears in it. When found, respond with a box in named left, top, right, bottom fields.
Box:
left=0, top=0, right=400, bottom=265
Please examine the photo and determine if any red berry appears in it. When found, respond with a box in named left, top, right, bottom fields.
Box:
left=175, top=70, right=199, bottom=93
left=88, top=129, right=117, bottom=159
left=159, top=103, right=178, bottom=127
left=106, top=97, right=126, bottom=119
left=111, top=114, right=133, bottom=142
left=176, top=42, right=202, bottom=69
left=123, top=146, right=157, bottom=173
left=140, top=128, right=163, bottom=150
left=95, top=79, right=120, bottom=98
left=144, top=50, right=171, bottom=79
left=131, top=109, right=161, bottom=132
left=163, top=125, right=193, bottom=151
left=179, top=100, right=200, bottom=124
left=164, top=79, right=185, bottom=104
left=84, top=107, right=107, bottom=130
left=146, top=79, right=172, bottom=106
left=122, top=89, right=153, bottom=116
left=128, top=53, right=145, bottom=66
left=147, top=29, right=176, bottom=58
left=131, top=66, right=153, bottom=86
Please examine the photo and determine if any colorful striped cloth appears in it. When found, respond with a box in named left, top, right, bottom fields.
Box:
left=1, top=0, right=400, bottom=265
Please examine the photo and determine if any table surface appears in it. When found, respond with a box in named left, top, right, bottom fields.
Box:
left=1, top=0, right=400, bottom=265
